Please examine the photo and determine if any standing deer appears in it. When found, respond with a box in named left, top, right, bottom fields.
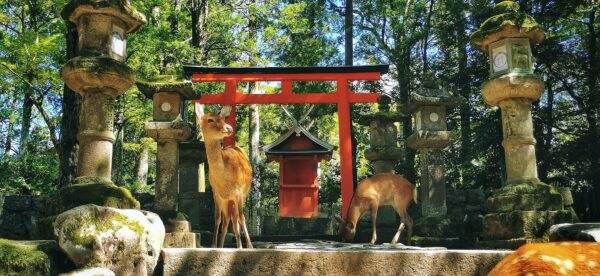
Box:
left=201, top=110, right=253, bottom=248
left=335, top=173, right=417, bottom=245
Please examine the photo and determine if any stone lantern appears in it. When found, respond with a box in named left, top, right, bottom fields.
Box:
left=471, top=1, right=575, bottom=247
left=57, top=0, right=146, bottom=211
left=138, top=76, right=195, bottom=215
left=405, top=78, right=460, bottom=218
left=138, top=76, right=197, bottom=248
left=357, top=95, right=405, bottom=240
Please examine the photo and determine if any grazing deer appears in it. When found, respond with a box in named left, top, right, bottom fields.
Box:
left=335, top=173, right=417, bottom=245
left=201, top=109, right=253, bottom=248
left=488, top=242, right=600, bottom=275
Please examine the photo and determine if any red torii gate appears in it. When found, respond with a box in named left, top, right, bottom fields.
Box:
left=184, top=65, right=389, bottom=219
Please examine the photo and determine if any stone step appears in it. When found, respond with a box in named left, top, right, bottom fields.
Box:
left=159, top=247, right=511, bottom=276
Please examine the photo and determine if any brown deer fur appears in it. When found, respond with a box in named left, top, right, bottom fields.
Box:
left=201, top=112, right=253, bottom=248
left=335, top=173, right=417, bottom=245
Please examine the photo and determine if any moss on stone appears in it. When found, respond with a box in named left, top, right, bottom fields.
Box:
left=471, top=1, right=544, bottom=49
left=357, top=111, right=408, bottom=125
left=494, top=1, right=520, bottom=14
left=136, top=75, right=196, bottom=100
left=62, top=207, right=144, bottom=249
left=61, top=0, right=147, bottom=27
left=63, top=56, right=135, bottom=79
left=57, top=183, right=140, bottom=213
left=0, top=239, right=54, bottom=275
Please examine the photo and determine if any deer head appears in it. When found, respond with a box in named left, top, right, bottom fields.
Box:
left=201, top=112, right=233, bottom=141
left=335, top=214, right=356, bottom=242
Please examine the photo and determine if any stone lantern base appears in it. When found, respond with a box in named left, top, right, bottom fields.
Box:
left=479, top=180, right=577, bottom=249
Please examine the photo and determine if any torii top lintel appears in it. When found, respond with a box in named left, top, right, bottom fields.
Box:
left=184, top=64, right=390, bottom=219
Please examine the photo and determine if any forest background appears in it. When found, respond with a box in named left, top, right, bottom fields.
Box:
left=1, top=0, right=599, bottom=230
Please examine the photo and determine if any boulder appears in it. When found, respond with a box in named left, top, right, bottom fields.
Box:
left=54, top=204, right=165, bottom=275
left=546, top=223, right=600, bottom=242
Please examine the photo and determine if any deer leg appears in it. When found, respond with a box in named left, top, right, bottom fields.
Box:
left=231, top=204, right=242, bottom=248
left=370, top=203, right=379, bottom=245
left=394, top=207, right=413, bottom=245
left=238, top=202, right=253, bottom=249
left=211, top=204, right=222, bottom=248
left=219, top=211, right=230, bottom=248
left=400, top=209, right=413, bottom=245
left=391, top=222, right=405, bottom=244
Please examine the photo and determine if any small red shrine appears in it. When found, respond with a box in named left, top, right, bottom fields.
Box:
left=264, top=124, right=334, bottom=218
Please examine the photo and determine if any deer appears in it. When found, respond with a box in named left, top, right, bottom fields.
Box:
left=488, top=242, right=600, bottom=275
left=200, top=108, right=253, bottom=248
left=335, top=173, right=417, bottom=245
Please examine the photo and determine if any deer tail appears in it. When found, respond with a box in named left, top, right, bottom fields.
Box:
left=412, top=187, right=418, bottom=204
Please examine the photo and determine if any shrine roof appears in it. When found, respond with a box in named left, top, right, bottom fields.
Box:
left=264, top=125, right=334, bottom=156
left=183, top=65, right=389, bottom=77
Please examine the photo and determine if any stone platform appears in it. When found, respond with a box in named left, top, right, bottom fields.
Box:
left=159, top=241, right=511, bottom=276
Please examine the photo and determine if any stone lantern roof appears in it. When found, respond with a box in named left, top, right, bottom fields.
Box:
left=405, top=78, right=462, bottom=112
left=136, top=75, right=198, bottom=100
left=357, top=95, right=407, bottom=126
left=471, top=1, right=545, bottom=51
left=62, top=0, right=147, bottom=32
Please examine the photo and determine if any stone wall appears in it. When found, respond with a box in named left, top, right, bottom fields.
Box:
left=0, top=193, right=156, bottom=240
left=0, top=194, right=51, bottom=240
left=1, top=189, right=486, bottom=242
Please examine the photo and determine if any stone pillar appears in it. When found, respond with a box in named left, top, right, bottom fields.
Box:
left=357, top=96, right=404, bottom=241
left=498, top=97, right=538, bottom=184
left=56, top=0, right=146, bottom=212
left=471, top=1, right=576, bottom=248
left=418, top=149, right=447, bottom=217
left=178, top=141, right=207, bottom=231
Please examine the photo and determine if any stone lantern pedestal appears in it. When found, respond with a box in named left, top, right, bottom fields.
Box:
left=357, top=96, right=405, bottom=242
left=55, top=0, right=146, bottom=212
left=471, top=1, right=576, bottom=248
left=138, top=76, right=198, bottom=247
left=403, top=80, right=461, bottom=244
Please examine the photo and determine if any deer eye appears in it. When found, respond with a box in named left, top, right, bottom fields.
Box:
left=207, top=118, right=215, bottom=123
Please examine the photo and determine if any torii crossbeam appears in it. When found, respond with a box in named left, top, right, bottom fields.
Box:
left=184, top=65, right=389, bottom=219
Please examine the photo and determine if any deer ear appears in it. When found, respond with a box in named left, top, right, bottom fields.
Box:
left=334, top=214, right=345, bottom=224
left=220, top=105, right=232, bottom=118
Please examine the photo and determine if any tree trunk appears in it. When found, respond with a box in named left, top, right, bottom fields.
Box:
left=344, top=0, right=353, bottom=66
left=59, top=22, right=80, bottom=187
left=112, top=96, right=125, bottom=186
left=136, top=142, right=149, bottom=186
left=2, top=92, right=18, bottom=161
left=191, top=0, right=209, bottom=60
left=585, top=10, right=600, bottom=221
left=19, top=76, right=34, bottom=156
left=397, top=53, right=416, bottom=183
left=247, top=0, right=262, bottom=235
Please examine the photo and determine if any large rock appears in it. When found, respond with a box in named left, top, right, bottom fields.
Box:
left=546, top=223, right=600, bottom=242
left=54, top=204, right=165, bottom=275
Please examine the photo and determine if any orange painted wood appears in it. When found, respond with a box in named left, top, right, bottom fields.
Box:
left=336, top=78, right=354, bottom=219
left=196, top=92, right=381, bottom=104
left=191, top=72, right=381, bottom=82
